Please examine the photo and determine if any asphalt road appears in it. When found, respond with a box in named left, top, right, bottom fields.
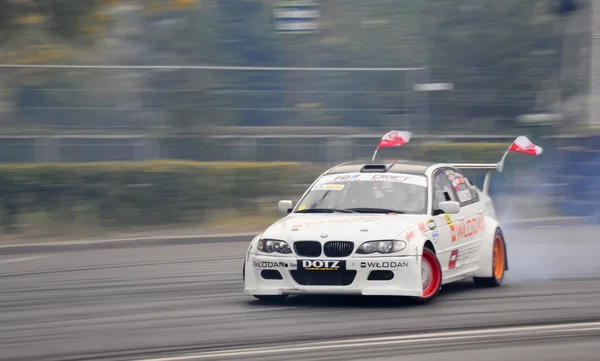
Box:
left=1, top=224, right=600, bottom=361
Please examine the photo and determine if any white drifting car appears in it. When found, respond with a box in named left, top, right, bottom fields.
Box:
left=243, top=133, right=542, bottom=303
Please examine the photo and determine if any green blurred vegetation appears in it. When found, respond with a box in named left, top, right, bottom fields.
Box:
left=0, top=160, right=319, bottom=236
left=0, top=142, right=538, bottom=237
left=0, top=0, right=587, bottom=133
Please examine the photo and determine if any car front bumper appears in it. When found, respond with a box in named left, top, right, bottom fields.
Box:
left=244, top=253, right=424, bottom=297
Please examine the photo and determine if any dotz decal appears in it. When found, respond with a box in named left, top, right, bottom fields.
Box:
left=253, top=261, right=289, bottom=268
left=302, top=260, right=341, bottom=271
left=360, top=261, right=408, bottom=268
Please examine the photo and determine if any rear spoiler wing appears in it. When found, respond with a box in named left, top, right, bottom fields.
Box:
left=451, top=162, right=503, bottom=194
left=451, top=136, right=542, bottom=194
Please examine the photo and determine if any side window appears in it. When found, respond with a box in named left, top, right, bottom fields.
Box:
left=432, top=169, right=458, bottom=214
left=449, top=169, right=479, bottom=206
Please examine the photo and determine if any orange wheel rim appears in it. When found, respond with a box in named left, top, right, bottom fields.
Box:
left=492, top=236, right=505, bottom=279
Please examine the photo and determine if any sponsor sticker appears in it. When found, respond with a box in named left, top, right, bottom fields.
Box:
left=426, top=219, right=436, bottom=230
left=418, top=222, right=426, bottom=233
left=451, top=214, right=485, bottom=242
left=443, top=214, right=453, bottom=227
left=405, top=230, right=415, bottom=241
left=300, top=259, right=345, bottom=271
left=312, top=184, right=345, bottom=191
left=253, top=261, right=289, bottom=268
left=291, top=216, right=382, bottom=229
left=432, top=230, right=439, bottom=243
left=360, top=261, right=408, bottom=268
left=448, top=250, right=459, bottom=269
left=315, top=172, right=427, bottom=188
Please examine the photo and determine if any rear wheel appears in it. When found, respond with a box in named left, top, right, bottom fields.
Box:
left=409, top=247, right=442, bottom=304
left=473, top=229, right=506, bottom=287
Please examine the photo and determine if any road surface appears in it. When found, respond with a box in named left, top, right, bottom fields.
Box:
left=1, top=225, right=600, bottom=360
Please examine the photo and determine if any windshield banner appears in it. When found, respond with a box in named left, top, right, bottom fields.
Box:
left=315, top=172, right=427, bottom=188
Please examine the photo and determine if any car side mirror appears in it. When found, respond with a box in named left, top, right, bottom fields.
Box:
left=278, top=200, right=294, bottom=214
left=439, top=201, right=460, bottom=214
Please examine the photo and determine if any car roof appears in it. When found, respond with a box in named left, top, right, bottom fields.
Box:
left=325, top=160, right=438, bottom=176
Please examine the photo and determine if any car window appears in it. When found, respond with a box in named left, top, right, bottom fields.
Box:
left=447, top=169, right=479, bottom=206
left=432, top=169, right=458, bottom=213
left=296, top=172, right=428, bottom=214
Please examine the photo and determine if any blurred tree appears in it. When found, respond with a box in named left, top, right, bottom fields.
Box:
left=0, top=0, right=581, bottom=133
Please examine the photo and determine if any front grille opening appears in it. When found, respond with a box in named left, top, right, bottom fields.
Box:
left=290, top=270, right=357, bottom=286
left=261, top=270, right=283, bottom=280
left=324, top=241, right=354, bottom=257
left=294, top=241, right=322, bottom=257
left=367, top=270, right=395, bottom=281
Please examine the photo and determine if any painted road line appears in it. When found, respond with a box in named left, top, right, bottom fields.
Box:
left=0, top=255, right=50, bottom=264
left=135, top=321, right=600, bottom=361
left=0, top=232, right=259, bottom=249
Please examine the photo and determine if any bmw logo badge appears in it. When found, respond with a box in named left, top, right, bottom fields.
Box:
left=320, top=234, right=329, bottom=238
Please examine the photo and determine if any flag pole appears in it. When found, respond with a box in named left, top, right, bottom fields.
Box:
left=498, top=146, right=511, bottom=172
left=371, top=148, right=379, bottom=161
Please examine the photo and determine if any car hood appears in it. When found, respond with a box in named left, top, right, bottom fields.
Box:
left=260, top=213, right=427, bottom=243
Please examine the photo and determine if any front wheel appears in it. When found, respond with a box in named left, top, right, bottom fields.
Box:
left=409, top=247, right=442, bottom=304
left=473, top=228, right=506, bottom=287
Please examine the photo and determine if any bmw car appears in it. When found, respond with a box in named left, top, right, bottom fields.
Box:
left=242, top=135, right=541, bottom=304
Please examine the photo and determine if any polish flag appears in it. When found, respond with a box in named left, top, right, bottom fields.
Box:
left=376, top=130, right=412, bottom=150
left=508, top=136, right=543, bottom=156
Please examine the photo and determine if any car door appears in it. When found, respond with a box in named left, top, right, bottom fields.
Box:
left=429, top=167, right=462, bottom=276
left=447, top=167, right=485, bottom=271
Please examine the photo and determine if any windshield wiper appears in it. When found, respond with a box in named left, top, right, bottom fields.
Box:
left=344, top=208, right=405, bottom=214
left=295, top=208, right=356, bottom=213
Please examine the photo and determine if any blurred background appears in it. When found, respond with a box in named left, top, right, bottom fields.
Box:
left=0, top=0, right=598, bottom=239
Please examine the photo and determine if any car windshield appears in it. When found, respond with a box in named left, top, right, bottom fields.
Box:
left=295, top=172, right=428, bottom=214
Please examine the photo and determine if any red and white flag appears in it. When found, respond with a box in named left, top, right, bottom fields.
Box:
left=376, top=130, right=412, bottom=150
left=508, top=136, right=543, bottom=156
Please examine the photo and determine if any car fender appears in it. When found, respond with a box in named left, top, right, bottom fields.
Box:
left=474, top=216, right=508, bottom=278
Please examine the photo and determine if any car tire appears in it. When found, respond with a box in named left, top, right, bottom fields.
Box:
left=473, top=228, right=506, bottom=287
left=409, top=246, right=442, bottom=305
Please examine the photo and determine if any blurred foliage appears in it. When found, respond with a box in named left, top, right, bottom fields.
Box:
left=0, top=142, right=538, bottom=235
left=0, top=0, right=198, bottom=43
left=0, top=160, right=319, bottom=234
left=0, top=0, right=589, bottom=133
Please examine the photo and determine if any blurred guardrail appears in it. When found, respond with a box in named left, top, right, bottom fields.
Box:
left=0, top=132, right=598, bottom=223
left=0, top=133, right=521, bottom=163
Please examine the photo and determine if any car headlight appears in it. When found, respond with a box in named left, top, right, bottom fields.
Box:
left=356, top=240, right=407, bottom=254
left=257, top=239, right=292, bottom=254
